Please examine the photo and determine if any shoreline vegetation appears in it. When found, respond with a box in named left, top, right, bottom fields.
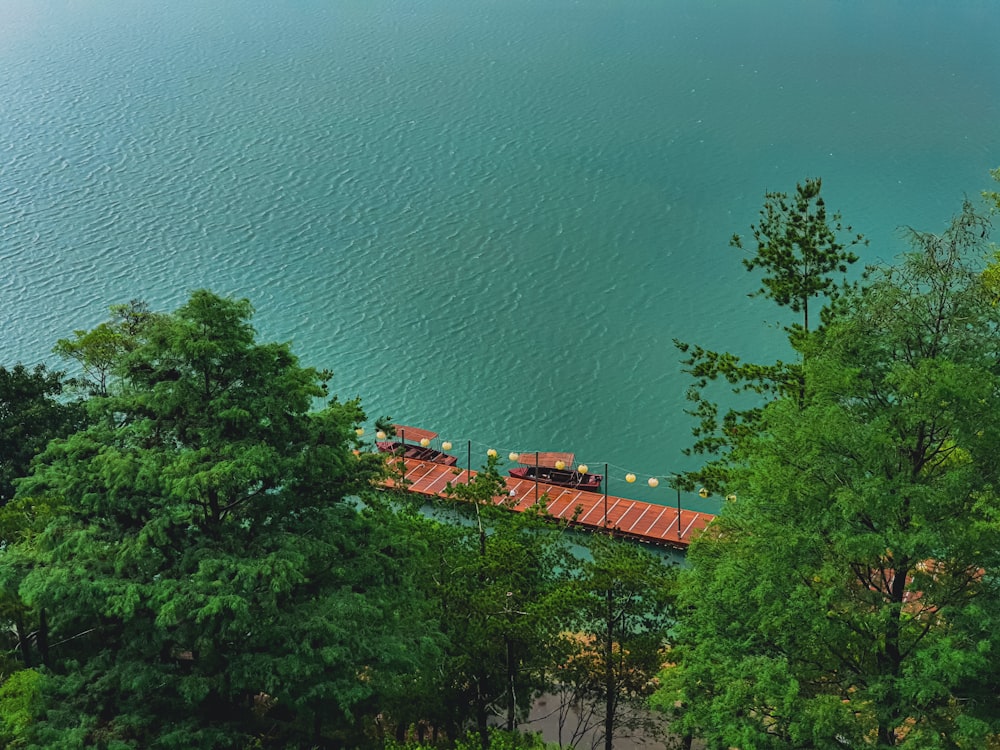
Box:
left=1, top=170, right=999, bottom=749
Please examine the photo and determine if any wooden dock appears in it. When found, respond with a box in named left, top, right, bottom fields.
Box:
left=381, top=457, right=715, bottom=549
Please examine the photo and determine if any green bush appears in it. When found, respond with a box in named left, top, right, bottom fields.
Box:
left=384, top=727, right=560, bottom=750
left=0, top=668, right=44, bottom=748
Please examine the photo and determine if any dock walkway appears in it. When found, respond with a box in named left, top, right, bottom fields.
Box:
left=382, top=457, right=714, bottom=549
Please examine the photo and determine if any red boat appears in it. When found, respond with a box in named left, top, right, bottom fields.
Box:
left=376, top=424, right=458, bottom=466
left=509, top=452, right=603, bottom=491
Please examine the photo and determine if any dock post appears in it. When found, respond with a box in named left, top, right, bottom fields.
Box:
left=534, top=452, right=539, bottom=503
left=677, top=482, right=682, bottom=540
left=604, top=463, right=609, bottom=528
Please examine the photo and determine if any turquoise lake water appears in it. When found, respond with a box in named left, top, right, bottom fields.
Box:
left=2, top=0, right=998, bottom=510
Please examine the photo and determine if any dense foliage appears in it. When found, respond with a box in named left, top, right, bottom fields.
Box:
left=0, top=291, right=676, bottom=750
left=564, top=537, right=675, bottom=750
left=3, top=291, right=434, bottom=748
left=0, top=363, right=84, bottom=505
left=660, top=194, right=1000, bottom=747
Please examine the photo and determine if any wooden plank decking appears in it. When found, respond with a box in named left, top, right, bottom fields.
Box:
left=381, top=457, right=715, bottom=549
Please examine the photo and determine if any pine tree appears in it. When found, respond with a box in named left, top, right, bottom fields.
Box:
left=6, top=291, right=430, bottom=749
left=661, top=203, right=1000, bottom=748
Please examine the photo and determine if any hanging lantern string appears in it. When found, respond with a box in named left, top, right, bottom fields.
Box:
left=363, top=430, right=691, bottom=490
left=466, top=443, right=683, bottom=489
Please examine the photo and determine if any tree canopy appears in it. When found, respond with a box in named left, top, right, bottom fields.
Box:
left=660, top=201, right=1000, bottom=748
left=731, top=177, right=866, bottom=334
left=675, top=178, right=865, bottom=491
left=4, top=290, right=434, bottom=749
left=0, top=289, right=682, bottom=749
left=0, top=363, right=84, bottom=505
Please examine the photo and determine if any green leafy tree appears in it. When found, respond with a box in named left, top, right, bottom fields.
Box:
left=731, top=177, right=866, bottom=334
left=0, top=668, right=45, bottom=749
left=384, top=727, right=556, bottom=750
left=981, top=167, right=1000, bottom=302
left=5, top=290, right=429, bottom=749
left=660, top=203, right=1000, bottom=748
left=0, top=364, right=84, bottom=504
left=398, top=455, right=576, bottom=750
left=674, top=178, right=865, bottom=491
left=0, top=494, right=68, bottom=676
left=52, top=299, right=160, bottom=397
left=564, top=537, right=675, bottom=750
left=983, top=166, right=1000, bottom=213
left=0, top=364, right=82, bottom=685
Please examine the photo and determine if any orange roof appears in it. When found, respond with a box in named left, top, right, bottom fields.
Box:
left=393, top=425, right=438, bottom=443
left=516, top=452, right=576, bottom=468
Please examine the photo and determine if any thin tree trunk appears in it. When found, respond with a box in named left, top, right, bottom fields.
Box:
left=604, top=588, right=615, bottom=750
left=506, top=635, right=516, bottom=731
left=877, top=560, right=909, bottom=747
left=14, top=612, right=32, bottom=668
left=37, top=608, right=50, bottom=668
left=476, top=678, right=490, bottom=750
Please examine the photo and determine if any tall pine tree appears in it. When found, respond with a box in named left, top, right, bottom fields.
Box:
left=7, top=291, right=430, bottom=749
left=661, top=203, right=1000, bottom=748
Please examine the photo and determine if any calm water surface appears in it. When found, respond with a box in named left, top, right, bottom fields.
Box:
left=2, top=0, right=998, bottom=509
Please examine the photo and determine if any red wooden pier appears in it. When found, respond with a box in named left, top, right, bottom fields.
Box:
left=381, top=457, right=715, bottom=549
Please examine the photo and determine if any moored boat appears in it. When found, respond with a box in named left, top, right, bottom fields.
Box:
left=509, top=452, right=603, bottom=490
left=376, top=424, right=458, bottom=466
